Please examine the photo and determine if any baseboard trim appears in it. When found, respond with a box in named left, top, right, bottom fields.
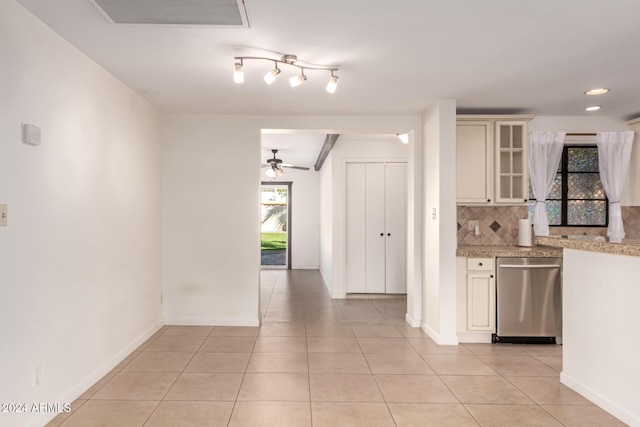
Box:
left=560, top=372, right=639, bottom=426
left=29, top=320, right=163, bottom=427
left=164, top=317, right=260, bottom=327
left=291, top=265, right=320, bottom=269
left=421, top=322, right=459, bottom=345
left=405, top=313, right=421, bottom=327
left=421, top=321, right=439, bottom=342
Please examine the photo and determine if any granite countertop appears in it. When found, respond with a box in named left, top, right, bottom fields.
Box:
left=456, top=245, right=563, bottom=258
left=536, top=235, right=640, bottom=257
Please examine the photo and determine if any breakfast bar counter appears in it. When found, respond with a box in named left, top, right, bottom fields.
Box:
left=537, top=235, right=640, bottom=426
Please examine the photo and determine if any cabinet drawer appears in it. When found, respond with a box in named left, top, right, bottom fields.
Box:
left=467, top=258, right=494, bottom=271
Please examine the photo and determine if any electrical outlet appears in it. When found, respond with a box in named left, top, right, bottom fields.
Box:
left=468, top=220, right=479, bottom=231
left=0, top=204, right=7, bottom=227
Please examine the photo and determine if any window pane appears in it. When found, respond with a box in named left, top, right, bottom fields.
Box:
left=568, top=147, right=599, bottom=172
left=528, top=200, right=561, bottom=226
left=548, top=200, right=562, bottom=225
left=567, top=200, right=607, bottom=225
left=548, top=173, right=562, bottom=199
left=568, top=174, right=605, bottom=199
left=529, top=174, right=561, bottom=199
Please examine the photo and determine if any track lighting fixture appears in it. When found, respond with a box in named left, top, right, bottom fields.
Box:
left=233, top=54, right=339, bottom=93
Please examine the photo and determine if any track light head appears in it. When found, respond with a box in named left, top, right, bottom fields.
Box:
left=289, top=73, right=307, bottom=88
left=234, top=61, right=244, bottom=84
left=264, top=67, right=281, bottom=84
left=326, top=75, right=339, bottom=93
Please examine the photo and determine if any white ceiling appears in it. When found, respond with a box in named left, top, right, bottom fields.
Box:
left=15, top=0, right=640, bottom=119
left=261, top=133, right=326, bottom=168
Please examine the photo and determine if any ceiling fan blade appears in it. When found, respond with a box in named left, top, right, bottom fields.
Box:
left=281, top=164, right=310, bottom=170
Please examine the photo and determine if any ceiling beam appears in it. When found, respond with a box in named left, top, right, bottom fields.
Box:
left=314, top=134, right=340, bottom=171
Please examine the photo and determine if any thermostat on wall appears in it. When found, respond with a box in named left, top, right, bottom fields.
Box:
left=22, top=123, right=41, bottom=145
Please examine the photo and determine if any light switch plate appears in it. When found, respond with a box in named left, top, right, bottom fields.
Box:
left=22, top=123, right=41, bottom=145
left=0, top=204, right=7, bottom=226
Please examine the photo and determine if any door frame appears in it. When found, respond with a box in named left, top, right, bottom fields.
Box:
left=261, top=181, right=292, bottom=269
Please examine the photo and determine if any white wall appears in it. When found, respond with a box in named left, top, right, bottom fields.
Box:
left=163, top=115, right=422, bottom=325
left=163, top=115, right=261, bottom=326
left=0, top=2, right=164, bottom=426
left=422, top=100, right=458, bottom=345
left=262, top=167, right=320, bottom=269
left=319, top=153, right=333, bottom=291
left=529, top=115, right=629, bottom=133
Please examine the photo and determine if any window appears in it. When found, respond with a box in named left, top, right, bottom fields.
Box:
left=529, top=145, right=608, bottom=226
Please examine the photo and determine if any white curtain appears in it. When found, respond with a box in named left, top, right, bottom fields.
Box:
left=596, top=131, right=635, bottom=243
left=529, top=131, right=566, bottom=236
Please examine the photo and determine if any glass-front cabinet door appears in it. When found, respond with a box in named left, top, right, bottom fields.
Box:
left=495, top=121, right=529, bottom=204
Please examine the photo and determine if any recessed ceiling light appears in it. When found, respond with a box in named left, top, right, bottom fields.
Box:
left=585, top=105, right=601, bottom=112
left=585, top=88, right=609, bottom=95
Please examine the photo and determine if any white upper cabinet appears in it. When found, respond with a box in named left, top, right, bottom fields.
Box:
left=456, top=121, right=492, bottom=204
left=495, top=121, right=529, bottom=204
left=456, top=115, right=533, bottom=205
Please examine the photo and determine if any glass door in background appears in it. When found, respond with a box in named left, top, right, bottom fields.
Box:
left=260, top=184, right=289, bottom=269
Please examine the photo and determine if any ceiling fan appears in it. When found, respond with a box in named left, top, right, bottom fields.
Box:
left=262, top=149, right=309, bottom=178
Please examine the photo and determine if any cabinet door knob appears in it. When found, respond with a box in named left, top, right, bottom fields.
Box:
left=524, top=199, right=528, bottom=202
left=487, top=199, right=491, bottom=202
left=478, top=262, right=483, bottom=266
left=490, top=275, right=494, bottom=278
left=380, top=233, right=384, bottom=236
left=387, top=233, right=391, bottom=236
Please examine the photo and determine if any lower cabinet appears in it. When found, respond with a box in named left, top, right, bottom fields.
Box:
left=457, top=257, right=496, bottom=342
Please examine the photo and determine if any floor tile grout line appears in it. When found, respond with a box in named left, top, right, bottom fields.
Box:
left=362, top=338, right=400, bottom=427
left=226, top=322, right=261, bottom=426
left=138, top=328, right=214, bottom=425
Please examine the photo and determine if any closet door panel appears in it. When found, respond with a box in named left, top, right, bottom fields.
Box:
left=346, top=163, right=366, bottom=293
left=365, top=163, right=386, bottom=293
left=385, top=163, right=407, bottom=293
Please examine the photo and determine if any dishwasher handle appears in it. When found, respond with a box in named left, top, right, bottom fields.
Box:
left=499, top=264, right=561, bottom=269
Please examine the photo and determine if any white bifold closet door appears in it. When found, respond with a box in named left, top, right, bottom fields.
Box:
left=346, top=162, right=407, bottom=294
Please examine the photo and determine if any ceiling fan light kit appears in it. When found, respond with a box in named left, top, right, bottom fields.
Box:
left=234, top=55, right=339, bottom=93
left=262, top=149, right=310, bottom=178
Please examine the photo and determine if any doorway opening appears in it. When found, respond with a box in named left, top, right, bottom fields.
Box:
left=261, top=182, right=291, bottom=269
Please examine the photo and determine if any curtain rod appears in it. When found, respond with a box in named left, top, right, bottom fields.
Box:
left=565, top=132, right=597, bottom=136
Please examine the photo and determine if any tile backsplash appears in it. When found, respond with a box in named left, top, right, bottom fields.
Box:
left=457, top=206, right=640, bottom=245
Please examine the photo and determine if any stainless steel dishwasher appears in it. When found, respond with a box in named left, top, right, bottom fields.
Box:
left=493, top=257, right=562, bottom=344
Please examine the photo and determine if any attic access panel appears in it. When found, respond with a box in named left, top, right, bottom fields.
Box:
left=90, top=0, right=249, bottom=26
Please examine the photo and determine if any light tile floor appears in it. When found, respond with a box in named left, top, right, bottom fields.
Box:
left=47, top=270, right=627, bottom=426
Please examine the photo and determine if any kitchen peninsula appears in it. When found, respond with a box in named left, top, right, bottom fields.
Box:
left=538, top=235, right=640, bottom=427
